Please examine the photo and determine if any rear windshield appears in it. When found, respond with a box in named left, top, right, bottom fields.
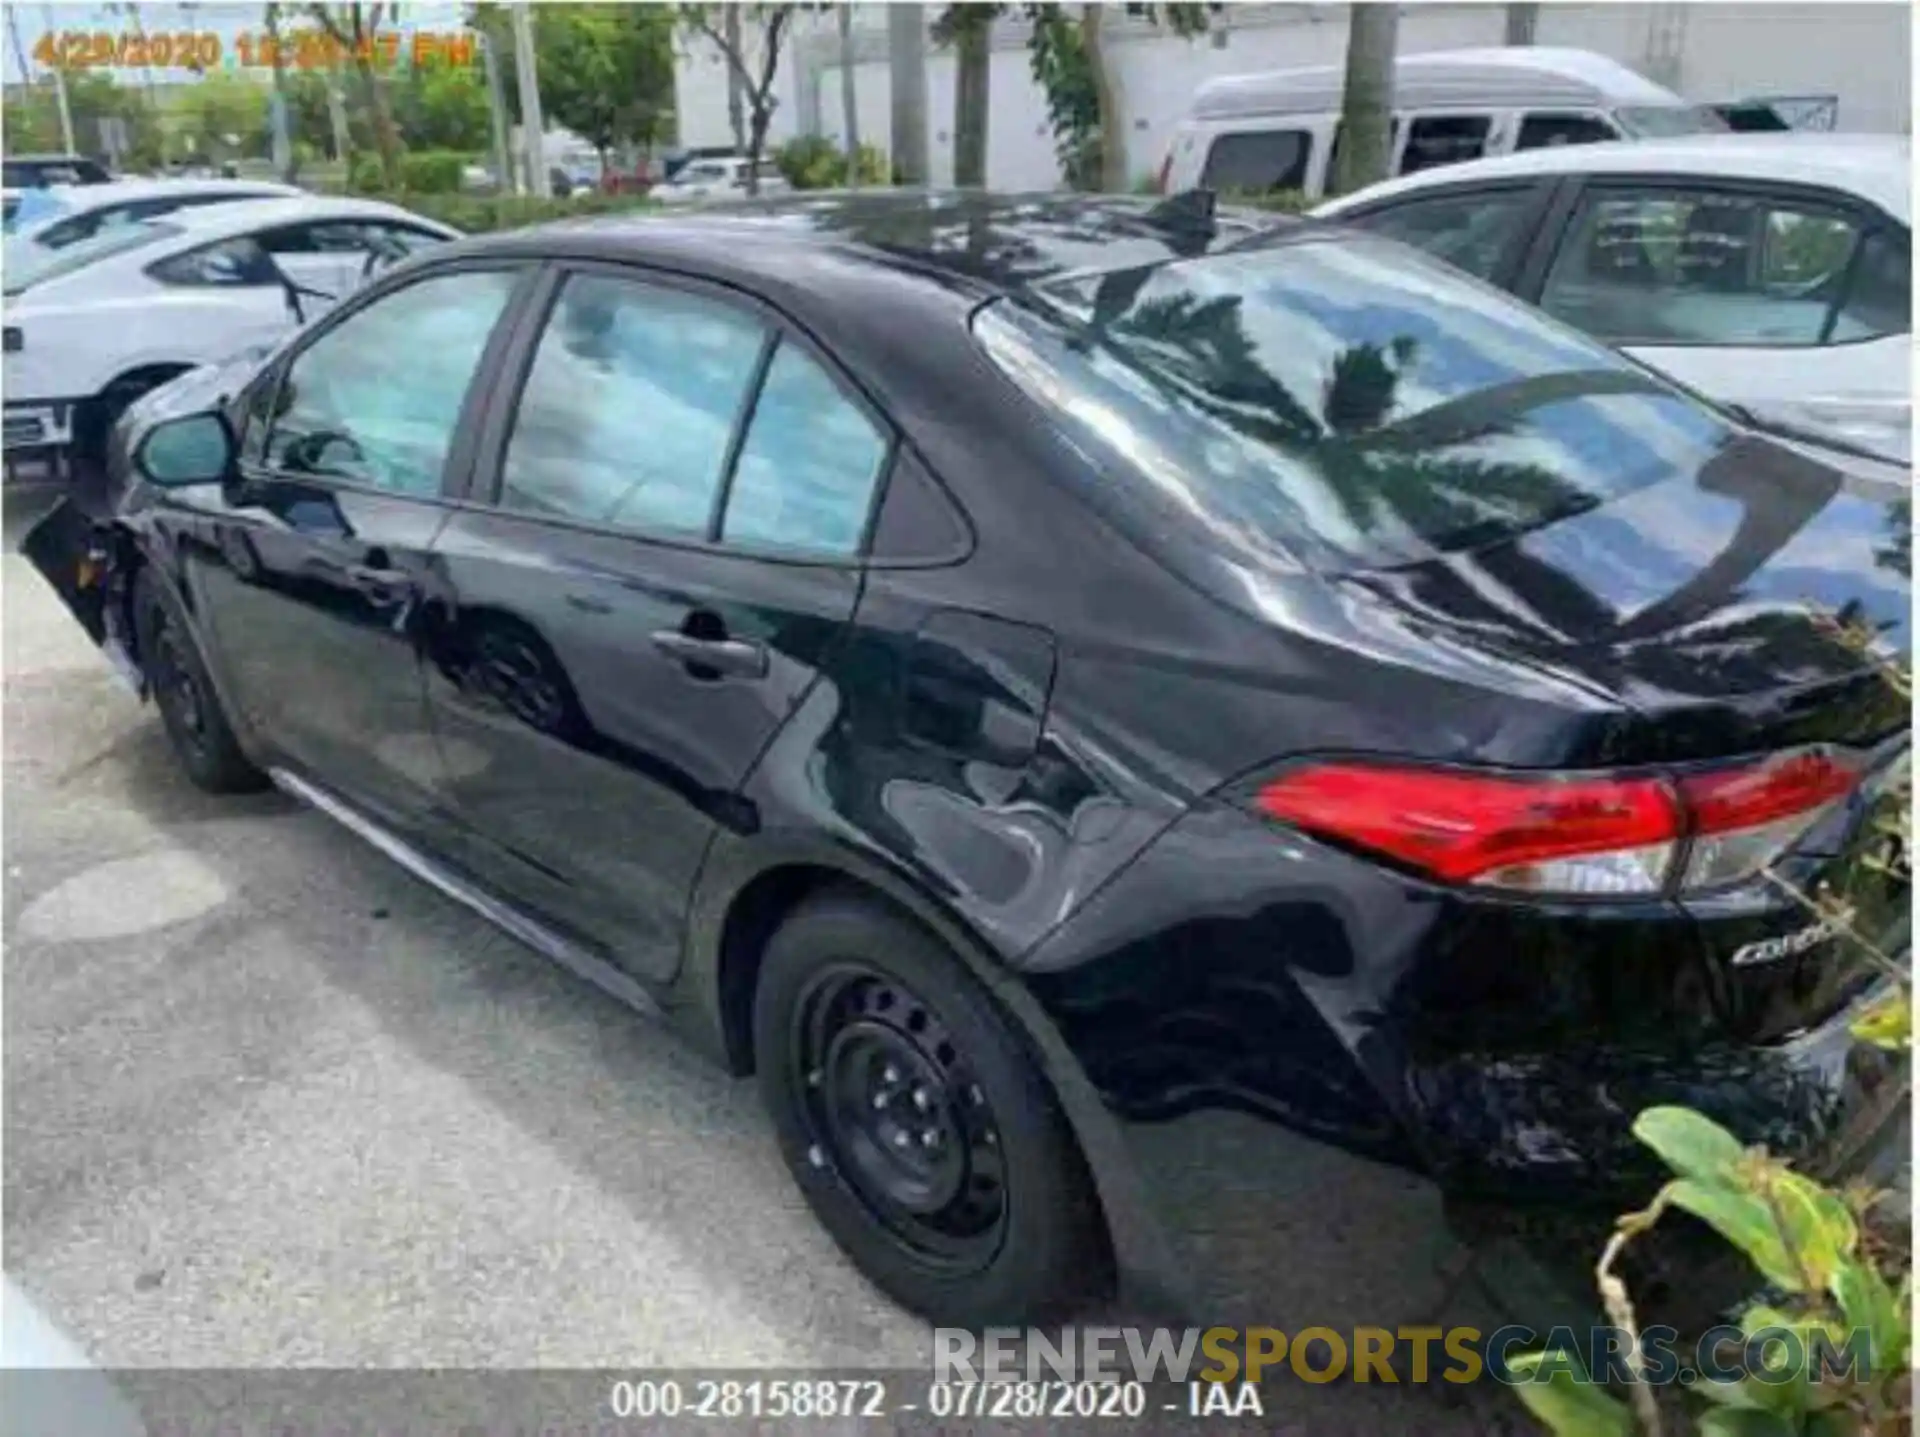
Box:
left=1613, top=104, right=1731, bottom=138
left=3, top=219, right=180, bottom=294
left=973, top=233, right=1735, bottom=574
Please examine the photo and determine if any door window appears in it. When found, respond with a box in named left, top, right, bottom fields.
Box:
left=148, top=235, right=279, bottom=287
left=499, top=273, right=768, bottom=535
left=1516, top=113, right=1617, bottom=149
left=1831, top=227, right=1912, bottom=342
left=722, top=340, right=888, bottom=554
left=263, top=268, right=519, bottom=495
left=1541, top=187, right=1875, bottom=347
left=1348, top=188, right=1531, bottom=281
left=1398, top=115, right=1491, bottom=174
left=1200, top=130, right=1311, bottom=193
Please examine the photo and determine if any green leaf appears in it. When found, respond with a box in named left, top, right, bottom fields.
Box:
left=1848, top=989, right=1910, bottom=1050
left=1804, top=1410, right=1861, bottom=1437
left=1770, top=1170, right=1860, bottom=1289
left=1666, top=1179, right=1801, bottom=1289
left=1633, top=1106, right=1747, bottom=1185
left=1831, top=1256, right=1903, bottom=1372
left=1697, top=1410, right=1801, bottom=1437
left=1692, top=1376, right=1780, bottom=1411
left=1504, top=1351, right=1636, bottom=1437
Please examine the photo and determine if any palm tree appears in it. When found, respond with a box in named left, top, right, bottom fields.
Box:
left=887, top=3, right=928, bottom=184
left=837, top=4, right=860, bottom=188
left=1331, top=3, right=1397, bottom=196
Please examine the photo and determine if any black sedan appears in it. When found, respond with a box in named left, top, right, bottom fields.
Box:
left=24, top=191, right=1910, bottom=1332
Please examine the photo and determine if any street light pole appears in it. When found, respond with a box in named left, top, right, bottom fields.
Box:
left=37, top=5, right=76, bottom=153
left=511, top=4, right=546, bottom=196
left=479, top=33, right=514, bottom=195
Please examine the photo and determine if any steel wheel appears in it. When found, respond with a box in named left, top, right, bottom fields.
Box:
left=791, top=963, right=1010, bottom=1270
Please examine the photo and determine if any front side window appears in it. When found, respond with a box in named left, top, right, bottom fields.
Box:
left=1349, top=189, right=1531, bottom=280
left=1831, top=228, right=1912, bottom=342
left=723, top=341, right=888, bottom=554
left=1541, top=187, right=1874, bottom=347
left=1200, top=131, right=1311, bottom=194
left=1516, top=113, right=1617, bottom=149
left=264, top=268, right=518, bottom=495
left=1399, top=115, right=1491, bottom=174
left=975, top=235, right=1732, bottom=575
left=500, top=274, right=767, bottom=534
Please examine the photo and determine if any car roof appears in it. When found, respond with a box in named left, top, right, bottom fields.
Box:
left=1192, top=46, right=1687, bottom=121
left=158, top=194, right=460, bottom=240
left=1315, top=132, right=1912, bottom=221
left=14, top=177, right=301, bottom=225
left=460, top=189, right=1301, bottom=302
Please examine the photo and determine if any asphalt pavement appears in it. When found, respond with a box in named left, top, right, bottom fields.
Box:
left=1, top=479, right=1514, bottom=1433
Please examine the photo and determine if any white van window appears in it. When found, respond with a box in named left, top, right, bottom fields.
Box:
left=1541, top=188, right=1883, bottom=348
left=1200, top=131, right=1311, bottom=193
left=1400, top=116, right=1491, bottom=174
left=1516, top=113, right=1617, bottom=150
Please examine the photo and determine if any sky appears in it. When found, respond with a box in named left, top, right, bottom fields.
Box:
left=3, top=3, right=472, bottom=86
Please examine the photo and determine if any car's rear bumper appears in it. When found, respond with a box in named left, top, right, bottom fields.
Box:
left=1016, top=800, right=1911, bottom=1333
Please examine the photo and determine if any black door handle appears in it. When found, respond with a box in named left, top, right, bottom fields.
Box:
left=650, top=629, right=768, bottom=678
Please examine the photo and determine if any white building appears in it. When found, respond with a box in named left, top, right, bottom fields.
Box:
left=673, top=2, right=1911, bottom=189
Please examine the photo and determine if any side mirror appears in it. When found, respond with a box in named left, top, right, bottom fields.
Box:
left=132, top=412, right=235, bottom=488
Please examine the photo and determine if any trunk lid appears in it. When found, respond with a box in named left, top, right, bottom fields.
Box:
left=1339, top=431, right=1911, bottom=760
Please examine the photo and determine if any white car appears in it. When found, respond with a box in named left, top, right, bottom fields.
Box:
left=4, top=177, right=301, bottom=247
left=1312, top=134, right=1912, bottom=462
left=3, top=195, right=459, bottom=463
left=652, top=157, right=791, bottom=206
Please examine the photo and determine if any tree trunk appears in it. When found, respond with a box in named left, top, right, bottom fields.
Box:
left=838, top=3, right=861, bottom=187
left=1080, top=5, right=1125, bottom=193
left=1504, top=3, right=1539, bottom=45
left=953, top=10, right=990, bottom=188
left=1331, top=2, right=1397, bottom=196
left=360, top=59, right=401, bottom=187
left=887, top=4, right=927, bottom=185
left=723, top=5, right=747, bottom=152
left=265, top=3, right=295, bottom=180
left=746, top=108, right=773, bottom=196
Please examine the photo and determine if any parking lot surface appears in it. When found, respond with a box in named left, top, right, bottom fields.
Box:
left=2, top=481, right=1512, bottom=1432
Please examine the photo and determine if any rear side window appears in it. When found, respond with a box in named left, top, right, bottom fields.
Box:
left=501, top=274, right=767, bottom=535
left=1830, top=227, right=1911, bottom=341
left=1200, top=131, right=1310, bottom=193
left=1516, top=113, right=1617, bottom=149
left=1399, top=115, right=1491, bottom=174
left=150, top=236, right=278, bottom=287
left=500, top=273, right=888, bottom=556
left=1347, top=189, right=1531, bottom=280
left=723, top=341, right=888, bottom=554
left=974, top=236, right=1732, bottom=574
left=1540, top=187, right=1891, bottom=347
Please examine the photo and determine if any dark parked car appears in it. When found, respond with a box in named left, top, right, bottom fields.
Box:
left=3, top=153, right=112, bottom=188
left=24, top=192, right=1911, bottom=1332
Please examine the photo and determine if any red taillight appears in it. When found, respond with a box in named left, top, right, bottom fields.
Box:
left=1154, top=153, right=1173, bottom=194
left=1677, top=749, right=1860, bottom=834
left=1252, top=748, right=1862, bottom=897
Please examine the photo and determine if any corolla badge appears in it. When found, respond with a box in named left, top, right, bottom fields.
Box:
left=1729, top=915, right=1847, bottom=968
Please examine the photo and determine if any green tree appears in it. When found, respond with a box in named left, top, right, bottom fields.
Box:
left=935, top=5, right=1216, bottom=192
left=471, top=4, right=678, bottom=168
left=391, top=53, right=490, bottom=151
left=675, top=4, right=807, bottom=194
left=307, top=4, right=401, bottom=186
left=174, top=70, right=272, bottom=161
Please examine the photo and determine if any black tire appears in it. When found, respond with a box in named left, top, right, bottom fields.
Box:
left=132, top=566, right=267, bottom=794
left=753, top=891, right=1106, bottom=1326
left=72, top=377, right=149, bottom=471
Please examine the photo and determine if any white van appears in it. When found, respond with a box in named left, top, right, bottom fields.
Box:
left=1158, top=47, right=1728, bottom=199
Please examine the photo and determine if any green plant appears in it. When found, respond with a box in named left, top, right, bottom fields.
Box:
left=1513, top=634, right=1911, bottom=1437
left=397, top=149, right=472, bottom=195
left=771, top=135, right=887, bottom=190
left=398, top=191, right=656, bottom=235
left=347, top=150, right=389, bottom=194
